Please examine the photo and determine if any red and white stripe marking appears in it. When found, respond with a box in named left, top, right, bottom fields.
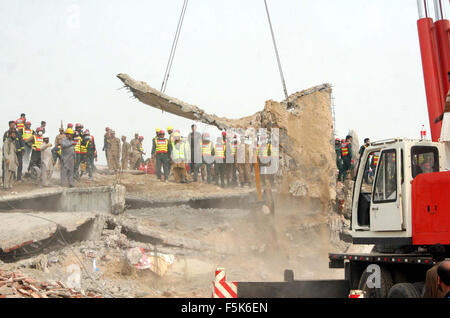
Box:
left=212, top=268, right=237, bottom=298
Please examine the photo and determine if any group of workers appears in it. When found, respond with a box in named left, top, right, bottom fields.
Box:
left=335, top=135, right=354, bottom=182
left=149, top=124, right=277, bottom=188
left=2, top=114, right=98, bottom=189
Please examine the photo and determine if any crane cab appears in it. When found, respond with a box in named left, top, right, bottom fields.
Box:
left=351, top=138, right=450, bottom=251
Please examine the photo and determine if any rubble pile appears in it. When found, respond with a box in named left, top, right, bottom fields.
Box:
left=0, top=269, right=102, bottom=298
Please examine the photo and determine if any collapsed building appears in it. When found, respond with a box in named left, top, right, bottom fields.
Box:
left=117, top=73, right=337, bottom=211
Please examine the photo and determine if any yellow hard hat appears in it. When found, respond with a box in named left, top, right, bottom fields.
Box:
left=156, top=128, right=161, bottom=133
left=173, top=132, right=180, bottom=138
left=167, top=126, right=173, bottom=131
left=65, top=128, right=74, bottom=134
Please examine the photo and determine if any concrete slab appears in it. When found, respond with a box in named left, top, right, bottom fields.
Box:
left=0, top=212, right=96, bottom=252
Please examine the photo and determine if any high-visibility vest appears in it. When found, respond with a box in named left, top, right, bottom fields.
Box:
left=231, top=143, right=238, bottom=155
left=172, top=142, right=185, bottom=161
left=57, top=144, right=62, bottom=156
left=202, top=141, right=212, bottom=157
left=32, top=135, right=43, bottom=151
left=80, top=141, right=89, bottom=154
left=138, top=142, right=144, bottom=153
left=214, top=143, right=225, bottom=160
left=16, top=118, right=25, bottom=131
left=22, top=128, right=34, bottom=141
left=258, top=143, right=271, bottom=159
left=74, top=137, right=81, bottom=154
left=341, top=142, right=349, bottom=157
left=156, top=138, right=168, bottom=154
left=373, top=154, right=379, bottom=166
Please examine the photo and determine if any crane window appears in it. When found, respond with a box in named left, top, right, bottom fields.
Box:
left=373, top=149, right=397, bottom=203
left=411, top=146, right=439, bottom=178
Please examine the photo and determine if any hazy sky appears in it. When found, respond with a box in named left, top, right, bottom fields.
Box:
left=1, top=0, right=447, bottom=164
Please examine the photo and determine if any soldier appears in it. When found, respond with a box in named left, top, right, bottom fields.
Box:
left=152, top=130, right=172, bottom=181
left=170, top=132, right=188, bottom=183
left=107, top=130, right=121, bottom=171
left=130, top=133, right=140, bottom=170
left=121, top=136, right=131, bottom=170
left=137, top=136, right=145, bottom=167
left=60, top=128, right=76, bottom=188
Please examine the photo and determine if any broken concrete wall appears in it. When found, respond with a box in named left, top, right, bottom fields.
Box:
left=117, top=74, right=336, bottom=211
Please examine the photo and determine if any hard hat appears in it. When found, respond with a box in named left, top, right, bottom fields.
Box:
left=159, top=130, right=165, bottom=135
left=68, top=123, right=73, bottom=128
left=156, top=128, right=161, bottom=133
left=66, top=128, right=74, bottom=134
left=222, top=131, right=226, bottom=136
left=42, top=134, right=49, bottom=139
left=335, top=138, right=340, bottom=141
left=175, top=129, right=180, bottom=133
left=75, top=123, right=80, bottom=128
left=139, top=136, right=144, bottom=140
left=167, top=126, right=173, bottom=131
left=84, top=129, right=90, bottom=135
left=105, top=127, right=110, bottom=131
left=173, top=132, right=181, bottom=138
left=341, top=139, right=345, bottom=143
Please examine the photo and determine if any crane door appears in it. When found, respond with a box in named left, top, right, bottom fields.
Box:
left=370, top=148, right=403, bottom=231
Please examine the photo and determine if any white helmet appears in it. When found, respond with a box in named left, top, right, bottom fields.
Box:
left=42, top=134, right=49, bottom=139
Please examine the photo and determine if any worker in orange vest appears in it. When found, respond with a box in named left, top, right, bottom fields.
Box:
left=214, top=136, right=226, bottom=187
left=338, top=135, right=353, bottom=182
left=151, top=130, right=172, bottom=181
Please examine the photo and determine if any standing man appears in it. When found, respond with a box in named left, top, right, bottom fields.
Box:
left=237, top=135, right=251, bottom=187
left=39, top=121, right=47, bottom=134
left=3, top=121, right=23, bottom=183
left=60, top=128, right=76, bottom=188
left=2, top=130, right=19, bottom=189
left=107, top=130, right=121, bottom=171
left=25, top=127, right=43, bottom=174
left=188, top=124, right=202, bottom=174
left=20, top=121, right=34, bottom=171
left=339, top=135, right=353, bottom=182
left=258, top=134, right=273, bottom=187
left=137, top=136, right=145, bottom=167
left=15, top=113, right=26, bottom=132
left=103, top=127, right=112, bottom=169
left=359, top=138, right=370, bottom=156
left=121, top=136, right=130, bottom=170
left=199, top=132, right=214, bottom=183
left=152, top=130, right=172, bottom=181
left=171, top=132, right=188, bottom=183
left=130, top=133, right=140, bottom=170
left=52, top=128, right=66, bottom=166
left=40, top=134, right=53, bottom=187
left=214, top=136, right=226, bottom=187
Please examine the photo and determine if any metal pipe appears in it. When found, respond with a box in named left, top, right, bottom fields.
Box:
left=433, top=0, right=445, bottom=20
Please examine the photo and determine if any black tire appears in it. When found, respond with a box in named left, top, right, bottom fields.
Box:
left=387, top=283, right=421, bottom=298
left=358, top=264, right=393, bottom=298
left=413, top=281, right=425, bottom=298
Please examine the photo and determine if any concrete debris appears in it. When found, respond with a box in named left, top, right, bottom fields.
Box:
left=335, top=180, right=354, bottom=219
left=125, top=247, right=175, bottom=276
left=0, top=270, right=102, bottom=298
left=117, top=74, right=336, bottom=211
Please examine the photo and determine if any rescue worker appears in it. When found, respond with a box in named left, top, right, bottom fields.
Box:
left=80, top=130, right=95, bottom=179
left=335, top=138, right=342, bottom=180
left=2, top=129, right=19, bottom=189
left=214, top=136, right=226, bottom=187
left=227, top=134, right=238, bottom=186
left=121, top=136, right=130, bottom=170
left=130, top=133, right=140, bottom=170
left=237, top=135, right=251, bottom=187
left=359, top=138, right=370, bottom=156
left=15, top=113, right=26, bottom=132
left=40, top=134, right=53, bottom=187
left=87, top=131, right=97, bottom=178
left=170, top=132, right=188, bottom=183
left=107, top=130, right=121, bottom=171
left=258, top=134, right=274, bottom=187
left=167, top=126, right=174, bottom=174
left=103, top=127, right=112, bottom=169
left=25, top=127, right=43, bottom=173
left=60, top=128, right=76, bottom=188
left=151, top=130, right=172, bottom=181
left=20, top=121, right=34, bottom=172
left=199, top=132, right=214, bottom=183
left=39, top=121, right=47, bottom=134
left=339, top=135, right=353, bottom=182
